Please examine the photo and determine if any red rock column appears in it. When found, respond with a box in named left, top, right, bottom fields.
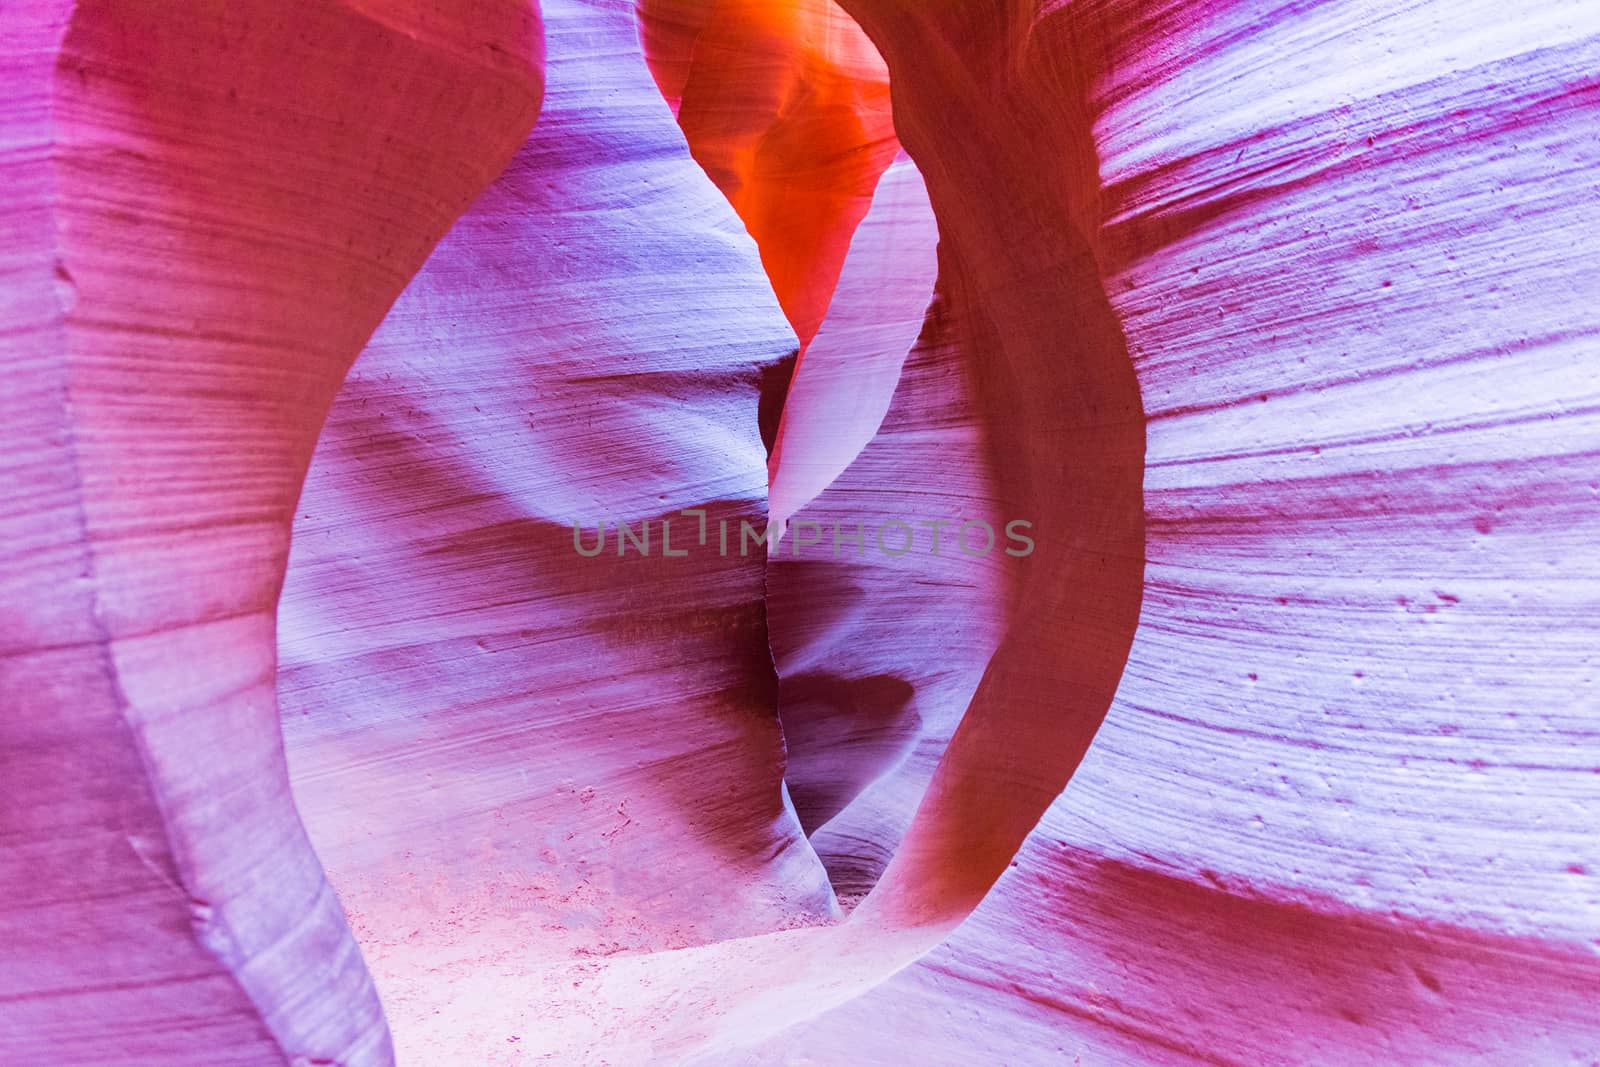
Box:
left=831, top=0, right=1147, bottom=929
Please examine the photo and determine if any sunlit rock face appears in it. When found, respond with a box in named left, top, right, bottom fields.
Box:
left=3, top=0, right=1598, bottom=1064
left=639, top=0, right=899, bottom=352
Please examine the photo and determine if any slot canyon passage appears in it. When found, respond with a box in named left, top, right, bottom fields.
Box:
left=1, top=0, right=1598, bottom=1064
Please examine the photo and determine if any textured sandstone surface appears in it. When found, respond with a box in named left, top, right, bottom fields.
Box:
left=277, top=0, right=833, bottom=1060
left=757, top=0, right=1600, bottom=1061
left=0, top=2, right=544, bottom=1063
left=3, top=0, right=1598, bottom=1064
left=0, top=2, right=542, bottom=1063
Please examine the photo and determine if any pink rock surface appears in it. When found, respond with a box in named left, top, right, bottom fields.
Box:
left=820, top=0, right=1149, bottom=937
left=760, top=0, right=1600, bottom=1061
left=0, top=1, right=541, bottom=1063
left=3, top=0, right=1599, bottom=1063
left=277, top=0, right=834, bottom=1060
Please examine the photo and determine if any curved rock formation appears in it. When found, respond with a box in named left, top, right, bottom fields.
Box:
left=284, top=0, right=1136, bottom=1054
left=4, top=0, right=1598, bottom=1063
left=766, top=173, right=1010, bottom=898
left=0, top=2, right=541, bottom=1063
left=805, top=0, right=1149, bottom=935
left=277, top=0, right=833, bottom=1060
left=763, top=0, right=1600, bottom=1061
left=766, top=151, right=937, bottom=538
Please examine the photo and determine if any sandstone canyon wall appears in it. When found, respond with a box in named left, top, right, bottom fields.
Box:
left=1, top=2, right=542, bottom=1062
left=2, top=0, right=1597, bottom=1065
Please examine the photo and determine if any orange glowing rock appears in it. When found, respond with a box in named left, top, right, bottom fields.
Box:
left=640, top=0, right=901, bottom=349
